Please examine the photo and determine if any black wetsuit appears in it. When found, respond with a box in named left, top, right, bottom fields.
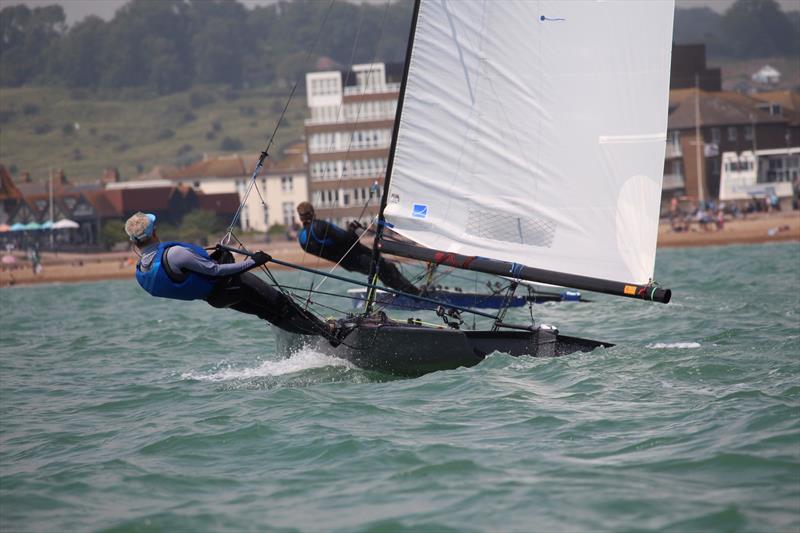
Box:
left=141, top=243, right=329, bottom=336
left=299, top=219, right=419, bottom=295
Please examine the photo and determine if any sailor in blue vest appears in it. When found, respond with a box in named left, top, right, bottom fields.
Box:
left=296, top=202, right=419, bottom=295
left=125, top=212, right=337, bottom=338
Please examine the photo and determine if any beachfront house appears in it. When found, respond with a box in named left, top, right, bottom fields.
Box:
left=662, top=89, right=800, bottom=206
left=167, top=145, right=309, bottom=233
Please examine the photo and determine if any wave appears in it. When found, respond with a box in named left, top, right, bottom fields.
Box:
left=646, top=342, right=701, bottom=349
left=180, top=348, right=353, bottom=382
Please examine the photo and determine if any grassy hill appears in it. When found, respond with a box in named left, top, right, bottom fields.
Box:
left=0, top=84, right=309, bottom=183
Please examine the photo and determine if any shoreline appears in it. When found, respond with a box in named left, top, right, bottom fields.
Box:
left=2, top=212, right=798, bottom=289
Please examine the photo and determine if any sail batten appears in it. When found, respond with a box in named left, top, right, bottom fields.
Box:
left=383, top=0, right=675, bottom=285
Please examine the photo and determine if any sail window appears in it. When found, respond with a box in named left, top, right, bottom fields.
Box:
left=464, top=207, right=556, bottom=248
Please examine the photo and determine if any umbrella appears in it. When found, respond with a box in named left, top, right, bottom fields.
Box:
left=10, top=223, right=25, bottom=231
left=41, top=220, right=53, bottom=230
left=1, top=255, right=16, bottom=265
left=23, top=221, right=42, bottom=230
left=52, top=219, right=80, bottom=230
left=0, top=224, right=10, bottom=233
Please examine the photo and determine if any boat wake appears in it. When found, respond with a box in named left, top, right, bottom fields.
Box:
left=646, top=342, right=702, bottom=349
left=181, top=348, right=353, bottom=382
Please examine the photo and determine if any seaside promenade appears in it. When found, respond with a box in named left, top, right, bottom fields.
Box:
left=1, top=211, right=798, bottom=289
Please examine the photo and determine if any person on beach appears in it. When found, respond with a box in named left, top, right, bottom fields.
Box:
left=125, top=212, right=340, bottom=340
left=295, top=202, right=419, bottom=295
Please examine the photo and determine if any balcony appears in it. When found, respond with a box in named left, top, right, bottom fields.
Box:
left=662, top=173, right=685, bottom=191
left=343, top=82, right=401, bottom=96
left=305, top=112, right=396, bottom=127
left=665, top=143, right=682, bottom=159
left=308, top=141, right=391, bottom=154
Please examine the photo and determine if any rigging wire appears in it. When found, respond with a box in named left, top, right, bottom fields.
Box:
left=222, top=0, right=338, bottom=243
left=298, top=0, right=395, bottom=296
left=310, top=217, right=376, bottom=295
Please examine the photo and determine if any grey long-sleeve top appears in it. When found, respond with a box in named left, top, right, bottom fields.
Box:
left=139, top=243, right=255, bottom=277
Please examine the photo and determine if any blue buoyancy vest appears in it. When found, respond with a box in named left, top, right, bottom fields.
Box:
left=135, top=241, right=216, bottom=301
left=298, top=223, right=336, bottom=250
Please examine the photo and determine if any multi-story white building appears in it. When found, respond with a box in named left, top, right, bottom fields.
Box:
left=719, top=147, right=799, bottom=209
left=305, top=62, right=402, bottom=225
left=169, top=144, right=309, bottom=232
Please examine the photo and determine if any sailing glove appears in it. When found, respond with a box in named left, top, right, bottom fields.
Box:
left=252, top=251, right=271, bottom=266
left=349, top=220, right=365, bottom=233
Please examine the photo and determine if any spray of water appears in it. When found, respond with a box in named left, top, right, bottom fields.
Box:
left=646, top=342, right=702, bottom=349
left=181, top=347, right=353, bottom=382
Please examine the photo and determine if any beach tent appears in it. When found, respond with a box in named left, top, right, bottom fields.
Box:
left=0, top=224, right=10, bottom=233
left=52, top=219, right=80, bottom=230
left=10, top=223, right=25, bottom=231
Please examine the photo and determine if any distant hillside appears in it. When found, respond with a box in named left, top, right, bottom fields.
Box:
left=0, top=84, right=308, bottom=182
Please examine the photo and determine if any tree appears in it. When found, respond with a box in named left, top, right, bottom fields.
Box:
left=722, top=0, right=794, bottom=58
left=672, top=8, right=729, bottom=57
left=179, top=209, right=223, bottom=244
left=0, top=4, right=66, bottom=86
left=99, top=219, right=127, bottom=250
left=52, top=16, right=106, bottom=89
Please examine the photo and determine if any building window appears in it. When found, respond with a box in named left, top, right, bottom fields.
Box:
left=281, top=176, right=293, bottom=192
left=711, top=128, right=721, bottom=143
left=727, top=127, right=737, bottom=141
left=744, top=126, right=754, bottom=141
left=282, top=202, right=294, bottom=226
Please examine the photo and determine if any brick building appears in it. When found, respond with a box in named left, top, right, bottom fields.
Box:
left=304, top=62, right=402, bottom=225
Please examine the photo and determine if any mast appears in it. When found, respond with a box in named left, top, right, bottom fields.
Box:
left=694, top=74, right=706, bottom=205
left=49, top=168, right=54, bottom=249
left=364, top=0, right=422, bottom=314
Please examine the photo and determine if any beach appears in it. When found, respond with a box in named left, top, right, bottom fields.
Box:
left=1, top=211, right=798, bottom=289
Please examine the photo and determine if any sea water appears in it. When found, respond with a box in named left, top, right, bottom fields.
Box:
left=1, top=242, right=798, bottom=532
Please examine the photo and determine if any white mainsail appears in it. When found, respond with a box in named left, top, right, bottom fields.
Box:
left=383, top=0, right=675, bottom=285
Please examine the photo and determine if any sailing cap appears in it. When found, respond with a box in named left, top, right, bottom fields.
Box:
left=125, top=212, right=156, bottom=242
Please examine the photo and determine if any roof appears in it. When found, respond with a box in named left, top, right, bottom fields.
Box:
left=135, top=164, right=179, bottom=181
left=84, top=191, right=123, bottom=218
left=0, top=165, right=23, bottom=200
left=15, top=181, right=48, bottom=196
left=197, top=192, right=240, bottom=214
left=168, top=154, right=252, bottom=180
left=668, top=88, right=790, bottom=129
left=168, top=149, right=308, bottom=180
left=103, top=187, right=174, bottom=213
left=755, top=65, right=780, bottom=76
left=749, top=90, right=800, bottom=112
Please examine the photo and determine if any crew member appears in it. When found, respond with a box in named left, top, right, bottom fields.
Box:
left=125, top=212, right=336, bottom=338
left=296, top=202, right=419, bottom=295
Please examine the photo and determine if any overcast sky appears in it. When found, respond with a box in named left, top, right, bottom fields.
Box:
left=6, top=0, right=799, bottom=26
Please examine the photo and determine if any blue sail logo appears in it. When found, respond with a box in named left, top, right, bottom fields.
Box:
left=412, top=204, right=428, bottom=219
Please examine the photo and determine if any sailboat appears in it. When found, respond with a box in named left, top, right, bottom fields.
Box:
left=274, top=0, right=675, bottom=376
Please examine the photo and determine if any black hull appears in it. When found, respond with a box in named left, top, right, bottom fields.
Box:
left=275, top=321, right=611, bottom=377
